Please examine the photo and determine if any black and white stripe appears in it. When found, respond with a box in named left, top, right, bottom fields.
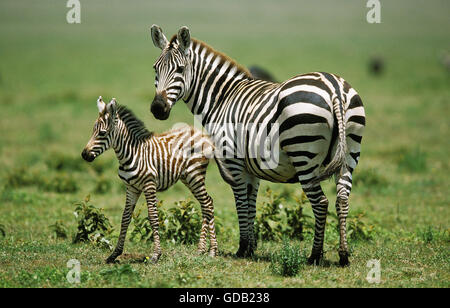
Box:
left=149, top=26, right=365, bottom=266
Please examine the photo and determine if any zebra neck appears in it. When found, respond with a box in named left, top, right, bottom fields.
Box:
left=185, top=40, right=251, bottom=125
left=111, top=118, right=149, bottom=167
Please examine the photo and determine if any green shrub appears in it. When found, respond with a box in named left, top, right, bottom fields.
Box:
left=49, top=220, right=68, bottom=239
left=285, top=192, right=313, bottom=240
left=270, top=239, right=306, bottom=277
left=328, top=211, right=375, bottom=241
left=129, top=201, right=167, bottom=242
left=255, top=188, right=312, bottom=242
left=72, top=195, right=113, bottom=245
left=255, top=188, right=285, bottom=241
left=166, top=199, right=202, bottom=244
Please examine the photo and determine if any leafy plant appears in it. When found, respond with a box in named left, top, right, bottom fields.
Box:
left=270, top=238, right=306, bottom=277
left=255, top=188, right=312, bottom=242
left=255, top=188, right=286, bottom=241
left=49, top=220, right=68, bottom=239
left=328, top=211, right=375, bottom=241
left=72, top=195, right=113, bottom=245
left=285, top=192, right=313, bottom=240
left=129, top=201, right=167, bottom=242
left=165, top=199, right=202, bottom=244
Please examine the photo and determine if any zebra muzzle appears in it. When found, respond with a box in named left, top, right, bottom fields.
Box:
left=151, top=94, right=171, bottom=120
left=81, top=149, right=95, bottom=162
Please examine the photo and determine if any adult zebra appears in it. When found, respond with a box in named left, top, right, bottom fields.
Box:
left=149, top=25, right=365, bottom=266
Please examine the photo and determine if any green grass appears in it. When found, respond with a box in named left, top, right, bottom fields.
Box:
left=0, top=0, right=449, bottom=288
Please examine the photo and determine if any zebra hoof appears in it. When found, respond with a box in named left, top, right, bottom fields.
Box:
left=339, top=252, right=350, bottom=267
left=307, top=252, right=322, bottom=265
left=235, top=246, right=254, bottom=258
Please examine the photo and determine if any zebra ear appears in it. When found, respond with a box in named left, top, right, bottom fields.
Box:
left=151, top=24, right=168, bottom=50
left=177, top=26, right=191, bottom=55
left=107, top=98, right=117, bottom=115
left=97, top=96, right=106, bottom=113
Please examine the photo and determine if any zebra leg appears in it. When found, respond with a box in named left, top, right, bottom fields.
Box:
left=106, top=186, right=141, bottom=264
left=232, top=184, right=250, bottom=258
left=246, top=179, right=260, bottom=253
left=302, top=182, right=329, bottom=265
left=183, top=177, right=217, bottom=256
left=143, top=183, right=161, bottom=263
left=335, top=168, right=353, bottom=266
left=232, top=174, right=259, bottom=258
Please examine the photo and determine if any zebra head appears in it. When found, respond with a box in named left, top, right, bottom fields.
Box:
left=150, top=25, right=192, bottom=120
left=82, top=96, right=117, bottom=162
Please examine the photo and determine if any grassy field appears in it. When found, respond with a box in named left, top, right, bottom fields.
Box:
left=0, top=0, right=449, bottom=288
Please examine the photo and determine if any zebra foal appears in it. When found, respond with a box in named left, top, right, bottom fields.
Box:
left=81, top=96, right=230, bottom=263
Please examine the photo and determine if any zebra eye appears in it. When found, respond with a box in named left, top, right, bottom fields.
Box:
left=98, top=130, right=107, bottom=136
left=176, top=66, right=185, bottom=74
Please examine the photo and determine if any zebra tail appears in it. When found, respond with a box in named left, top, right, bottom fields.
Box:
left=214, top=157, right=237, bottom=187
left=314, top=95, right=348, bottom=184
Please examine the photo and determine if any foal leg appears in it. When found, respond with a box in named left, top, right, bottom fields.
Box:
left=182, top=175, right=218, bottom=257
left=106, top=186, right=141, bottom=264
left=143, top=182, right=161, bottom=263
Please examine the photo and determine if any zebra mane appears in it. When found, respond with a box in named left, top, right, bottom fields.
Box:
left=169, top=35, right=253, bottom=79
left=116, top=105, right=153, bottom=141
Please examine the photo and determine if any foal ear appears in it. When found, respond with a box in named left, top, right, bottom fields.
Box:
left=150, top=24, right=168, bottom=50
left=106, top=98, right=117, bottom=114
left=97, top=96, right=106, bottom=113
left=177, top=26, right=191, bottom=55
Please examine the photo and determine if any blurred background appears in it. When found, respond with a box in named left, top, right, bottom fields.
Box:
left=0, top=0, right=448, bottom=287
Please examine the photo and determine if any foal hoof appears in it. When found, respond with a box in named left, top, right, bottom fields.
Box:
left=208, top=249, right=218, bottom=257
